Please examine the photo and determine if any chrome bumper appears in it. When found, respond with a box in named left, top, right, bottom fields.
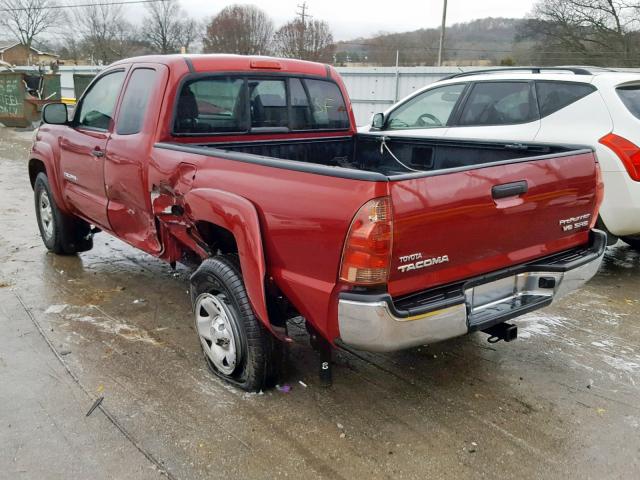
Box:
left=338, top=230, right=606, bottom=352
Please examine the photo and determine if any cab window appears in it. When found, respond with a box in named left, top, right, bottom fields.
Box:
left=387, top=83, right=466, bottom=130
left=116, top=68, right=158, bottom=135
left=76, top=70, right=125, bottom=130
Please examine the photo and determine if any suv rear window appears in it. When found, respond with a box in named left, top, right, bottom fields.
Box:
left=616, top=85, right=640, bottom=119
left=459, top=82, right=536, bottom=126
left=174, top=76, right=349, bottom=134
left=536, top=81, right=596, bottom=117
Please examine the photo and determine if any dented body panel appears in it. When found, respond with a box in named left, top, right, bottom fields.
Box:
left=147, top=145, right=386, bottom=338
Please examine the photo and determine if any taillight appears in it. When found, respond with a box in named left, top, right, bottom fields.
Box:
left=339, top=197, right=393, bottom=285
left=591, top=162, right=605, bottom=229
left=599, top=133, right=640, bottom=181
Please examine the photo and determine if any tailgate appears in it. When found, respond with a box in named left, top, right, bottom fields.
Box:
left=388, top=150, right=599, bottom=297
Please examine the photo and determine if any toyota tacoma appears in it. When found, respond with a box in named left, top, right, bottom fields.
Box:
left=29, top=55, right=606, bottom=391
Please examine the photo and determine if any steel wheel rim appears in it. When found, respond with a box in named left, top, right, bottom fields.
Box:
left=39, top=190, right=54, bottom=240
left=195, top=293, right=238, bottom=375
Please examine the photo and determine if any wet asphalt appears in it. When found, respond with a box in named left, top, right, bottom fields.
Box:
left=0, top=126, right=639, bottom=479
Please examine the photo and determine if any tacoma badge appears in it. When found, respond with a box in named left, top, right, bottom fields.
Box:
left=398, top=252, right=450, bottom=273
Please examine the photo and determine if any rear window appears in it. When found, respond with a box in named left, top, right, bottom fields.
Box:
left=616, top=85, right=640, bottom=119
left=536, top=81, right=596, bottom=117
left=459, top=82, right=536, bottom=126
left=304, top=79, right=350, bottom=129
left=174, top=76, right=349, bottom=134
left=175, top=77, right=247, bottom=134
left=250, top=79, right=288, bottom=129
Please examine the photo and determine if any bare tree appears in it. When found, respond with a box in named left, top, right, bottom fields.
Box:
left=74, top=3, right=140, bottom=64
left=274, top=18, right=335, bottom=62
left=203, top=5, right=273, bottom=55
left=0, top=0, right=62, bottom=57
left=522, top=0, right=640, bottom=66
left=143, top=0, right=198, bottom=54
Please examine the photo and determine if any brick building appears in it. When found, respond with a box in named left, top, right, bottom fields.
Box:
left=0, top=41, right=59, bottom=66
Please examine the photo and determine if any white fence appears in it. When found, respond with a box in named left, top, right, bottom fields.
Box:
left=335, top=66, right=489, bottom=125
left=16, top=64, right=639, bottom=127
left=58, top=66, right=102, bottom=98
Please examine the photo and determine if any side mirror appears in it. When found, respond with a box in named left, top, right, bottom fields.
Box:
left=371, top=112, right=385, bottom=129
left=42, top=103, right=68, bottom=125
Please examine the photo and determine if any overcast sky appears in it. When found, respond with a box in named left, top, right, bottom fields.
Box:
left=130, top=0, right=538, bottom=41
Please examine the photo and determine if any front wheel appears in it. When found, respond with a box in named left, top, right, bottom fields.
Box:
left=190, top=255, right=276, bottom=392
left=34, top=173, right=93, bottom=254
left=621, top=236, right=640, bottom=251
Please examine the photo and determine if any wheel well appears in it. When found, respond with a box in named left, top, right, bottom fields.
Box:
left=28, top=159, right=46, bottom=189
left=194, top=221, right=300, bottom=326
left=195, top=221, right=238, bottom=255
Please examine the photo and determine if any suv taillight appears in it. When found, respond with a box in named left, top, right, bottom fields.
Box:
left=599, top=133, right=640, bottom=181
left=339, top=197, right=393, bottom=285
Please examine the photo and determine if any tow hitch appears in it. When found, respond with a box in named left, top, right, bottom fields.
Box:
left=482, top=322, right=518, bottom=343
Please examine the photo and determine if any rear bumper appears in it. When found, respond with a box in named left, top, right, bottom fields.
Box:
left=337, top=230, right=606, bottom=352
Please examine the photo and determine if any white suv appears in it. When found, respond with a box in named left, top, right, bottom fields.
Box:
left=361, top=67, right=640, bottom=248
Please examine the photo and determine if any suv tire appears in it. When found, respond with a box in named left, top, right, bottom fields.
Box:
left=621, top=236, right=640, bottom=251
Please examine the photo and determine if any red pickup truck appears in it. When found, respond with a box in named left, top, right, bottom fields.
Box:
left=29, top=55, right=606, bottom=391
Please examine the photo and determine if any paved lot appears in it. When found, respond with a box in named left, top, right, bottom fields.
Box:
left=1, top=126, right=639, bottom=479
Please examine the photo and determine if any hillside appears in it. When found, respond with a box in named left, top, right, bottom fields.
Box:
left=335, top=17, right=532, bottom=66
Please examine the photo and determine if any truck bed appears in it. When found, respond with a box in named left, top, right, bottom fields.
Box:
left=160, top=134, right=589, bottom=179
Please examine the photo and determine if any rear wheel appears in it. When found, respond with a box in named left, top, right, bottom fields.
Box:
left=621, top=236, right=640, bottom=251
left=190, top=255, right=276, bottom=392
left=34, top=173, right=93, bottom=254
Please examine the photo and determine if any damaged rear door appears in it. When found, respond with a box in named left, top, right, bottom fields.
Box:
left=104, top=64, right=168, bottom=252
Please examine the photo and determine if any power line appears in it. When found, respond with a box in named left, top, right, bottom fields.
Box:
left=0, top=0, right=165, bottom=12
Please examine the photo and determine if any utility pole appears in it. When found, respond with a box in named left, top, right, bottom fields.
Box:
left=296, top=2, right=311, bottom=59
left=394, top=50, right=400, bottom=101
left=437, top=0, right=447, bottom=67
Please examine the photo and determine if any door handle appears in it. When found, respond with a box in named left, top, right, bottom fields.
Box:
left=492, top=180, right=528, bottom=199
left=91, top=148, right=104, bottom=158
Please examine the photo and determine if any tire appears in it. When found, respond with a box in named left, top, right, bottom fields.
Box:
left=621, top=236, right=640, bottom=251
left=34, top=172, right=93, bottom=254
left=190, top=254, right=276, bottom=392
